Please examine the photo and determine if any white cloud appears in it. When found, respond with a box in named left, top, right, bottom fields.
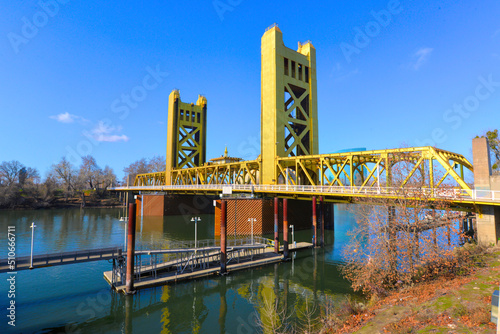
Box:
left=91, top=121, right=129, bottom=142
left=95, top=134, right=129, bottom=142
left=411, top=47, right=433, bottom=70
left=334, top=68, right=360, bottom=82
left=50, top=112, right=88, bottom=124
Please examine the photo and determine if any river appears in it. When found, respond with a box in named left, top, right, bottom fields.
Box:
left=0, top=206, right=357, bottom=333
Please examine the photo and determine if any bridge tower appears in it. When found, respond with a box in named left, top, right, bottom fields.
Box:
left=166, top=90, right=207, bottom=185
left=261, top=25, right=319, bottom=184
left=472, top=137, right=500, bottom=245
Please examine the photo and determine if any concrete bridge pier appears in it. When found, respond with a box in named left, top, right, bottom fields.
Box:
left=477, top=205, right=500, bottom=245
left=472, top=138, right=500, bottom=245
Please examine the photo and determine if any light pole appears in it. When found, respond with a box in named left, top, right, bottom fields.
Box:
left=124, top=219, right=128, bottom=252
left=289, top=224, right=295, bottom=248
left=248, top=218, right=256, bottom=244
left=191, top=217, right=201, bottom=251
left=29, top=222, right=36, bottom=269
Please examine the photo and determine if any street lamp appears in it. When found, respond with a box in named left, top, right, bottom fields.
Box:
left=191, top=217, right=201, bottom=251
left=248, top=218, right=256, bottom=244
left=289, top=224, right=295, bottom=248
left=30, top=222, right=36, bottom=269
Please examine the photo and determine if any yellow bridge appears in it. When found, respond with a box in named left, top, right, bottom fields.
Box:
left=114, top=25, right=500, bottom=244
left=124, top=146, right=499, bottom=207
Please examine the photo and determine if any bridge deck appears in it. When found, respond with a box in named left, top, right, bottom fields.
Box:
left=111, top=184, right=500, bottom=207
left=0, top=247, right=122, bottom=273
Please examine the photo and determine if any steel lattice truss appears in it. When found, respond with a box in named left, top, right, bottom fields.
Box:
left=284, top=83, right=311, bottom=157
left=135, top=146, right=473, bottom=195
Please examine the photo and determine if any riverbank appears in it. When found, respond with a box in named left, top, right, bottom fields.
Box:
left=0, top=196, right=123, bottom=210
left=328, top=245, right=500, bottom=333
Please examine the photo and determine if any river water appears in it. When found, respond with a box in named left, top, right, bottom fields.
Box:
left=0, top=206, right=357, bottom=333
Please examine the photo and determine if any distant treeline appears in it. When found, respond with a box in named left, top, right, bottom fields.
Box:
left=0, top=155, right=166, bottom=210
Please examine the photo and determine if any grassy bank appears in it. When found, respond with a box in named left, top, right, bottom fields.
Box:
left=321, top=245, right=499, bottom=333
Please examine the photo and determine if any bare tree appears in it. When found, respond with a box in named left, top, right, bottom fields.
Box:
left=101, top=165, right=117, bottom=189
left=79, top=155, right=101, bottom=189
left=148, top=155, right=166, bottom=173
left=122, top=156, right=166, bottom=184
left=19, top=167, right=40, bottom=186
left=341, top=153, right=464, bottom=296
left=0, top=160, right=24, bottom=186
left=123, top=158, right=150, bottom=183
left=51, top=157, right=79, bottom=202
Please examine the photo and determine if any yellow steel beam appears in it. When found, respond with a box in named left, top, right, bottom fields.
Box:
left=400, top=156, right=424, bottom=188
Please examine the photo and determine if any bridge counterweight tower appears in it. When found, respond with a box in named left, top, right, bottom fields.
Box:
left=166, top=90, right=207, bottom=185
left=261, top=25, right=319, bottom=185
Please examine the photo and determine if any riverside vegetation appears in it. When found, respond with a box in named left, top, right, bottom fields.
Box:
left=0, top=155, right=165, bottom=209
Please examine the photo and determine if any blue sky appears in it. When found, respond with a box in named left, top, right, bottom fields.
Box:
left=1, top=0, right=499, bottom=180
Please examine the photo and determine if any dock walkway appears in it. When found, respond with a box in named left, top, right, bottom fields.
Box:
left=0, top=247, right=123, bottom=273
left=104, top=242, right=312, bottom=293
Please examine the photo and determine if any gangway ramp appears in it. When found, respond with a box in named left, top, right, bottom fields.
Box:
left=0, top=247, right=123, bottom=273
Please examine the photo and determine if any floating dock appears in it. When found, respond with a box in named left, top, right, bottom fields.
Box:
left=104, top=242, right=312, bottom=294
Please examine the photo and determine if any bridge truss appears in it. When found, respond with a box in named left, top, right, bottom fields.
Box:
left=135, top=146, right=474, bottom=196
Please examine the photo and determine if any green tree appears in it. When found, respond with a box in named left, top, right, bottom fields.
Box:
left=476, top=129, right=500, bottom=173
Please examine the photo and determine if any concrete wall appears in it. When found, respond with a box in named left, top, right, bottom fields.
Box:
left=477, top=206, right=500, bottom=245
left=136, top=194, right=216, bottom=216
left=490, top=175, right=500, bottom=191
left=472, top=137, right=492, bottom=190
left=214, top=198, right=333, bottom=236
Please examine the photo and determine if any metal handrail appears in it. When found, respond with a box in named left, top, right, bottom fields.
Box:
left=110, top=184, right=500, bottom=203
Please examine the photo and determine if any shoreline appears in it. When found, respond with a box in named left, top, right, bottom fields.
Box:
left=333, top=246, right=500, bottom=333
left=0, top=198, right=125, bottom=211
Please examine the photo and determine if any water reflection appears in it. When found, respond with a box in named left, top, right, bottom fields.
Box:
left=0, top=205, right=357, bottom=333
left=114, top=247, right=352, bottom=334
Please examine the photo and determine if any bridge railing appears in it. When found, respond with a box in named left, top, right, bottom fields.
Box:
left=136, top=237, right=272, bottom=253
left=111, top=184, right=500, bottom=203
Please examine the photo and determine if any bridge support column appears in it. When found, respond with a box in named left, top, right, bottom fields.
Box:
left=320, top=196, right=325, bottom=247
left=312, top=196, right=318, bottom=247
left=283, top=199, right=289, bottom=260
left=477, top=205, right=500, bottom=245
left=220, top=200, right=227, bottom=274
left=472, top=137, right=500, bottom=245
left=274, top=198, right=279, bottom=253
left=125, top=204, right=137, bottom=295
